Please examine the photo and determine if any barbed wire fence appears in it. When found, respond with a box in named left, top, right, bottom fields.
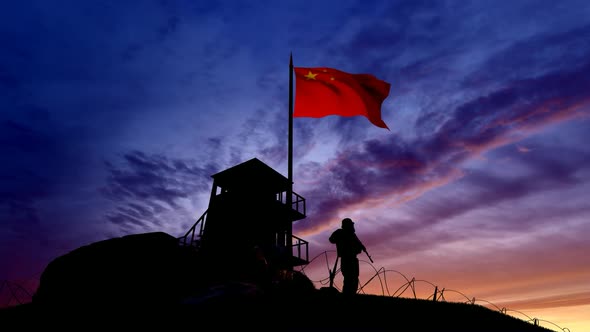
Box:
left=0, top=280, right=35, bottom=307
left=0, top=270, right=42, bottom=308
left=297, top=250, right=571, bottom=332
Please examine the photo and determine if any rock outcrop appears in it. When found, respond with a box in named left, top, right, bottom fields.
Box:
left=33, top=232, right=202, bottom=307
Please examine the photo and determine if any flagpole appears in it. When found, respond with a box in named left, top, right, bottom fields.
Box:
left=288, top=53, right=293, bottom=187
left=286, top=53, right=294, bottom=271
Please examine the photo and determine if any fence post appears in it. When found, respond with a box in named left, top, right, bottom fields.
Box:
left=433, top=286, right=438, bottom=302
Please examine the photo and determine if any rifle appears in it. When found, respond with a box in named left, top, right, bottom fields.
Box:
left=329, top=256, right=339, bottom=288
left=363, top=248, right=374, bottom=263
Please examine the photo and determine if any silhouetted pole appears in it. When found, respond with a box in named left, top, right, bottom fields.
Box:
left=286, top=53, right=294, bottom=271
left=329, top=256, right=339, bottom=288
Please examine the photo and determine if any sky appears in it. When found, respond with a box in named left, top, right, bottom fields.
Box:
left=1, top=0, right=589, bottom=330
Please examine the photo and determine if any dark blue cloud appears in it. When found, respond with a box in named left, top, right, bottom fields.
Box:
left=463, top=24, right=590, bottom=89
left=0, top=65, right=19, bottom=91
left=420, top=145, right=589, bottom=225
left=418, top=58, right=590, bottom=151
left=101, top=151, right=219, bottom=230
left=0, top=106, right=69, bottom=234
left=0, top=0, right=246, bottom=241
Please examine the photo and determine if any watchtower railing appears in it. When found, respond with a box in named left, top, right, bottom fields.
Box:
left=276, top=190, right=306, bottom=216
left=178, top=209, right=208, bottom=248
left=291, top=234, right=309, bottom=264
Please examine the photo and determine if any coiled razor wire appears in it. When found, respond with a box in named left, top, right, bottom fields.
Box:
left=297, top=250, right=571, bottom=332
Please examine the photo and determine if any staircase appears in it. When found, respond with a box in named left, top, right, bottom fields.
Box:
left=178, top=209, right=208, bottom=249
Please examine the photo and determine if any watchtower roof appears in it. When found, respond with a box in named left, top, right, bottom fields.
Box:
left=211, top=158, right=290, bottom=193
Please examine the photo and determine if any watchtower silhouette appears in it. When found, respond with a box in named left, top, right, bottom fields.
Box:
left=179, top=158, right=308, bottom=283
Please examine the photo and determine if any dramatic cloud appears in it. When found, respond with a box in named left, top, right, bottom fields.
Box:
left=295, top=58, right=590, bottom=235
left=101, top=151, right=219, bottom=232
left=2, top=1, right=590, bottom=330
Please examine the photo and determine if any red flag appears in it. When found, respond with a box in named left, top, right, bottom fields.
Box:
left=293, top=67, right=391, bottom=129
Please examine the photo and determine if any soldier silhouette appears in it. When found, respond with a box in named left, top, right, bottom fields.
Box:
left=329, top=218, right=367, bottom=295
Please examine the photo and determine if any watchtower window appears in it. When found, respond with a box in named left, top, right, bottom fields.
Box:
left=215, top=186, right=227, bottom=196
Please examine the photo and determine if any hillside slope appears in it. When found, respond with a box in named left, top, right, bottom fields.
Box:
left=0, top=290, right=555, bottom=332
left=0, top=231, right=556, bottom=331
